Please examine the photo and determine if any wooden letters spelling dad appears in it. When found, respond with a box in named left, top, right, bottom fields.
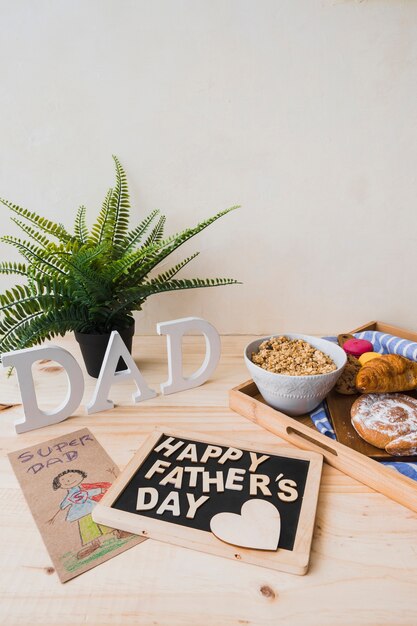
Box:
left=2, top=317, right=220, bottom=434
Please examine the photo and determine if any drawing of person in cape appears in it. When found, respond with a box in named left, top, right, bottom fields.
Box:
left=47, top=468, right=129, bottom=560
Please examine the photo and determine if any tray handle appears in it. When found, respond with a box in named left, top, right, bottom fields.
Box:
left=286, top=426, right=338, bottom=457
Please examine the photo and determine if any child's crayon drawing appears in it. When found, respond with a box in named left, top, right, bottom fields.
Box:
left=48, top=468, right=131, bottom=561
left=9, top=428, right=146, bottom=582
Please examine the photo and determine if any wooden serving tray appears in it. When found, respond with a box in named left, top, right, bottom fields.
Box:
left=327, top=320, right=417, bottom=461
left=229, top=321, right=417, bottom=514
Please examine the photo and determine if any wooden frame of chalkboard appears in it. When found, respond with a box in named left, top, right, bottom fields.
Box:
left=92, top=429, right=323, bottom=575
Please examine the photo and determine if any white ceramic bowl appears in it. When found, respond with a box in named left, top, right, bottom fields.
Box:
left=244, top=334, right=347, bottom=416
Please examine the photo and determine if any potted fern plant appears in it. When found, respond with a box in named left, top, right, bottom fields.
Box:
left=0, top=156, right=239, bottom=377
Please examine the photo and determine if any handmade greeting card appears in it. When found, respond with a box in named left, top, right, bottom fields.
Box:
left=92, top=430, right=323, bottom=574
left=8, top=428, right=145, bottom=582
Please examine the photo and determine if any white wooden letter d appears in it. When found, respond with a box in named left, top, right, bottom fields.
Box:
left=157, top=317, right=221, bottom=395
left=2, top=345, right=85, bottom=434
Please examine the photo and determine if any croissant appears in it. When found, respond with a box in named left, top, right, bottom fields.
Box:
left=356, top=354, right=417, bottom=393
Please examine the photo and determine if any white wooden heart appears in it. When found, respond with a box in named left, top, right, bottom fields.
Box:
left=210, top=499, right=281, bottom=551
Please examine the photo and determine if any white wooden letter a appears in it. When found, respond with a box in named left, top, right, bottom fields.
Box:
left=86, top=331, right=157, bottom=414
left=2, top=345, right=85, bottom=434
left=157, top=317, right=221, bottom=395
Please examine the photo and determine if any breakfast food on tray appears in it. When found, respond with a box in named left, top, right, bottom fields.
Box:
left=351, top=393, right=417, bottom=456
left=334, top=333, right=363, bottom=395
left=251, top=336, right=337, bottom=376
left=385, top=431, right=417, bottom=456
left=335, top=354, right=361, bottom=395
left=355, top=354, right=417, bottom=393
left=358, top=352, right=383, bottom=366
left=342, top=338, right=373, bottom=358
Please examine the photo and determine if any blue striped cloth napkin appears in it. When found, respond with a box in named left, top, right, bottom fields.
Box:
left=310, top=332, right=417, bottom=481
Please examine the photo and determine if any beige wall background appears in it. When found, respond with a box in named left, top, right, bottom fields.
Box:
left=0, top=0, right=416, bottom=336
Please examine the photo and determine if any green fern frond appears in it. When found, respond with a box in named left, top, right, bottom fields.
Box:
left=122, top=209, right=160, bottom=253
left=89, top=188, right=113, bottom=245
left=0, top=282, right=50, bottom=315
left=107, top=276, right=239, bottom=323
left=74, top=206, right=88, bottom=243
left=107, top=242, right=160, bottom=282
left=0, top=277, right=70, bottom=354
left=42, top=244, right=112, bottom=301
left=142, top=215, right=166, bottom=248
left=0, top=310, right=47, bottom=356
left=125, top=205, right=239, bottom=284
left=0, top=261, right=28, bottom=276
left=146, top=252, right=200, bottom=285
left=0, top=304, right=91, bottom=358
left=0, top=198, right=73, bottom=243
left=106, top=156, right=130, bottom=252
left=18, top=305, right=92, bottom=347
left=124, top=277, right=239, bottom=302
left=10, top=218, right=54, bottom=249
left=0, top=236, right=66, bottom=276
left=143, top=276, right=240, bottom=297
left=0, top=269, right=93, bottom=354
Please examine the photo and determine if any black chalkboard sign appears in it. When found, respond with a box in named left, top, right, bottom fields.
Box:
left=93, top=430, right=323, bottom=575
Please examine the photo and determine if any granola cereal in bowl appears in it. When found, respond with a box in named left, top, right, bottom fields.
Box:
left=244, top=334, right=346, bottom=416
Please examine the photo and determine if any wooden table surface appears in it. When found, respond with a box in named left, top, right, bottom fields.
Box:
left=1, top=335, right=416, bottom=626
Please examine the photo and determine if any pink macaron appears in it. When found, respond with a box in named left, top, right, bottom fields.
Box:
left=343, top=338, right=373, bottom=358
